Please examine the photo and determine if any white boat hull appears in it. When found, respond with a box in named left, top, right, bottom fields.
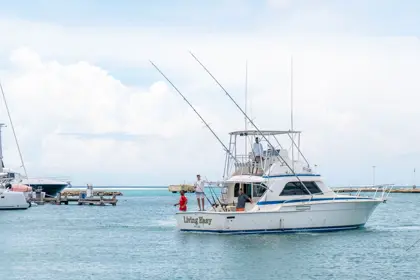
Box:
left=176, top=199, right=382, bottom=234
left=0, top=190, right=30, bottom=210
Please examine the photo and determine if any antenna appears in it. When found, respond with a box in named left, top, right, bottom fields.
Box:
left=0, top=80, right=28, bottom=178
left=244, top=60, right=248, bottom=156
left=290, top=55, right=294, bottom=172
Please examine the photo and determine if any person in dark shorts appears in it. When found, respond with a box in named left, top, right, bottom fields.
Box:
left=236, top=189, right=253, bottom=212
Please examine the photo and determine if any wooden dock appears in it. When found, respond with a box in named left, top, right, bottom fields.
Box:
left=61, top=190, right=123, bottom=197
left=333, top=187, right=420, bottom=193
left=30, top=190, right=120, bottom=206
left=168, top=184, right=195, bottom=193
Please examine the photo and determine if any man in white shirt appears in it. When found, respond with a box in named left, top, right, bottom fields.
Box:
left=194, top=174, right=206, bottom=211
left=252, top=137, right=264, bottom=174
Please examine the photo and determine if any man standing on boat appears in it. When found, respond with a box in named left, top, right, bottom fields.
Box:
left=194, top=174, right=206, bottom=211
left=252, top=137, right=264, bottom=174
left=174, top=190, right=188, bottom=211
left=236, top=189, right=253, bottom=212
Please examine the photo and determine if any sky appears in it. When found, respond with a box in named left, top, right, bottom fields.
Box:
left=0, top=0, right=419, bottom=186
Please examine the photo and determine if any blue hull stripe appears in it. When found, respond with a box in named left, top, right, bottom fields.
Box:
left=263, top=174, right=321, bottom=178
left=180, top=224, right=365, bottom=234
left=257, top=196, right=373, bottom=205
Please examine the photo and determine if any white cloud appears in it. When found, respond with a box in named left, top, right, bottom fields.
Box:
left=266, top=0, right=292, bottom=9
left=0, top=17, right=420, bottom=186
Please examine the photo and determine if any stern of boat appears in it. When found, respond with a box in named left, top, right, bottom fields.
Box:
left=175, top=211, right=226, bottom=232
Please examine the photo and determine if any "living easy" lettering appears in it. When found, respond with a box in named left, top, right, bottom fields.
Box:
left=183, top=216, right=212, bottom=226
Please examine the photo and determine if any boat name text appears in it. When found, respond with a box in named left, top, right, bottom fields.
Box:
left=183, top=216, right=212, bottom=225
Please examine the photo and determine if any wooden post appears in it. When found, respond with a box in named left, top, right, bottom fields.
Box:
left=56, top=192, right=61, bottom=205
left=111, top=193, right=117, bottom=206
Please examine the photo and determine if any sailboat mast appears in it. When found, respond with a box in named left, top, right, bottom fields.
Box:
left=0, top=81, right=28, bottom=178
left=244, top=60, right=248, bottom=156
left=0, top=123, right=5, bottom=172
left=290, top=55, right=295, bottom=171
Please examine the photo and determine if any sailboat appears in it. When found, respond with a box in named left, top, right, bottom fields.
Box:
left=0, top=83, right=70, bottom=198
left=0, top=124, right=30, bottom=209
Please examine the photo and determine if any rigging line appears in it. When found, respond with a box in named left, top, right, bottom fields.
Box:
left=149, top=60, right=240, bottom=165
left=0, top=80, right=28, bottom=178
left=188, top=51, right=312, bottom=197
left=244, top=60, right=248, bottom=156
left=286, top=133, right=310, bottom=167
left=406, top=236, right=420, bottom=252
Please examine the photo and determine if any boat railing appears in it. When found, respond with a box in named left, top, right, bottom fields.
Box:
left=25, top=176, right=72, bottom=182
left=233, top=152, right=281, bottom=175
left=0, top=177, right=14, bottom=184
left=333, top=184, right=394, bottom=200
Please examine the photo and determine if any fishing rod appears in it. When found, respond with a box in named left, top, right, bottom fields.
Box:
left=202, top=177, right=217, bottom=206
left=207, top=183, right=218, bottom=205
left=205, top=176, right=224, bottom=210
left=150, top=60, right=232, bottom=212
left=149, top=60, right=240, bottom=167
left=197, top=184, right=217, bottom=212
left=208, top=187, right=219, bottom=208
left=188, top=51, right=313, bottom=196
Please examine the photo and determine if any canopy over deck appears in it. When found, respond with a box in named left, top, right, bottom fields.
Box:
left=225, top=175, right=264, bottom=183
left=229, top=130, right=301, bottom=136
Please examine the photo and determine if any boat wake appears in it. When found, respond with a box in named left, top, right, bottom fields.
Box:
left=370, top=225, right=420, bottom=232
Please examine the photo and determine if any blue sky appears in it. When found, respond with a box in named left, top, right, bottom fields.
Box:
left=0, top=0, right=419, bottom=186
left=1, top=0, right=419, bottom=35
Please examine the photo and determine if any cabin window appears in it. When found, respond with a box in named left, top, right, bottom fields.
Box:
left=253, top=183, right=267, bottom=197
left=280, top=181, right=323, bottom=196
left=234, top=183, right=252, bottom=197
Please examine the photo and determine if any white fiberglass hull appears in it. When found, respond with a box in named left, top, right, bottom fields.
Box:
left=0, top=190, right=30, bottom=210
left=176, top=199, right=382, bottom=234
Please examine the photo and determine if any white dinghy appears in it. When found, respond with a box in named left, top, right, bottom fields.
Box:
left=175, top=130, right=392, bottom=234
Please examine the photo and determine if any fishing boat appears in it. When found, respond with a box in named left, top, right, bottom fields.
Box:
left=150, top=53, right=392, bottom=234
left=175, top=130, right=392, bottom=234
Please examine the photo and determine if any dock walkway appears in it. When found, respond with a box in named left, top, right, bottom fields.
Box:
left=30, top=190, right=120, bottom=206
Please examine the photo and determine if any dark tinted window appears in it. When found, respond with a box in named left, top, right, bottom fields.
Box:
left=280, top=181, right=323, bottom=196
left=253, top=183, right=267, bottom=197
left=234, top=183, right=252, bottom=197
left=234, top=183, right=240, bottom=197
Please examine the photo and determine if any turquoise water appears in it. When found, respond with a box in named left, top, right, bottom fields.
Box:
left=1, top=187, right=419, bottom=280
